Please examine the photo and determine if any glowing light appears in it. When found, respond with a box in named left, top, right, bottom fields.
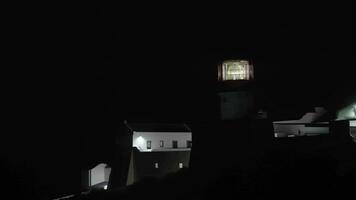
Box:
left=136, top=136, right=145, bottom=145
left=104, top=185, right=107, bottom=190
left=220, top=60, right=253, bottom=81
left=337, top=102, right=356, bottom=120
left=133, top=136, right=147, bottom=150
left=179, top=163, right=183, bottom=168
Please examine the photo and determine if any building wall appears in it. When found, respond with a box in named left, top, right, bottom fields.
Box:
left=90, top=163, right=110, bottom=186
left=132, top=150, right=190, bottom=183
left=351, top=120, right=356, bottom=127
left=218, top=91, right=254, bottom=120
left=273, top=124, right=329, bottom=137
left=132, top=131, right=192, bottom=151
left=104, top=167, right=111, bottom=183
left=273, top=124, right=305, bottom=137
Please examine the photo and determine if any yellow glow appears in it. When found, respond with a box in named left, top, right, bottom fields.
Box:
left=221, top=60, right=253, bottom=81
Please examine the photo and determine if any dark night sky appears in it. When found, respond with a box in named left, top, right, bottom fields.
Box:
left=78, top=3, right=356, bottom=164
left=90, top=3, right=356, bottom=121
left=3, top=3, right=356, bottom=198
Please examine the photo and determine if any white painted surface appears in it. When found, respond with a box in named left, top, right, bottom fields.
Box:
left=350, top=120, right=356, bottom=127
left=150, top=148, right=191, bottom=152
left=273, top=124, right=329, bottom=137
left=132, top=131, right=192, bottom=152
left=273, top=107, right=329, bottom=137
left=104, top=167, right=111, bottom=183
left=90, top=163, right=111, bottom=186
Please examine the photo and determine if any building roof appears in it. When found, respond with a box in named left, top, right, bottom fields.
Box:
left=125, top=122, right=191, bottom=132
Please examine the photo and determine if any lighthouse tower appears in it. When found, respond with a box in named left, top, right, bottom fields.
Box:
left=217, top=59, right=259, bottom=120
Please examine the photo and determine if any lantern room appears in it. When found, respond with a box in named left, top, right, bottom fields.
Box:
left=218, top=60, right=254, bottom=81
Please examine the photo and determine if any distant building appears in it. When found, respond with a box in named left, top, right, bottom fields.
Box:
left=109, top=122, right=192, bottom=188
left=273, top=107, right=329, bottom=137
left=273, top=106, right=356, bottom=139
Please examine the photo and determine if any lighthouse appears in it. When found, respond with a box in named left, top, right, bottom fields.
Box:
left=217, top=59, right=260, bottom=120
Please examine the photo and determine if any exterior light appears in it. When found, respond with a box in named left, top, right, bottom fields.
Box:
left=136, top=136, right=145, bottom=145
left=133, top=136, right=146, bottom=150
left=179, top=163, right=183, bottom=168
left=104, top=185, right=108, bottom=190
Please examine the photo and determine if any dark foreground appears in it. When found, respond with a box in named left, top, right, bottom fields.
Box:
left=4, top=134, right=355, bottom=200
left=70, top=140, right=356, bottom=199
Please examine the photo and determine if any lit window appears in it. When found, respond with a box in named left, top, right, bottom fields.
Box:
left=147, top=141, right=151, bottom=149
left=160, top=140, right=164, bottom=148
left=218, top=60, right=253, bottom=81
left=179, top=163, right=183, bottom=168
left=155, top=163, right=159, bottom=168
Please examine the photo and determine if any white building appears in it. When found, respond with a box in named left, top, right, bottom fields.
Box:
left=117, top=123, right=192, bottom=186
left=132, top=130, right=192, bottom=152
left=273, top=107, right=329, bottom=137
left=273, top=106, right=356, bottom=138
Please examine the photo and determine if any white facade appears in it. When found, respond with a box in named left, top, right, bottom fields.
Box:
left=132, top=131, right=192, bottom=152
left=273, top=123, right=329, bottom=137
left=89, top=163, right=111, bottom=187
left=273, top=107, right=329, bottom=137
left=273, top=107, right=356, bottom=138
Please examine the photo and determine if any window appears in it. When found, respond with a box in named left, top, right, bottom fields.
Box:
left=147, top=141, right=151, bottom=149
left=179, top=163, right=183, bottom=168
left=172, top=140, right=178, bottom=148
left=160, top=140, right=164, bottom=148
left=186, top=140, right=192, bottom=148
left=218, top=60, right=253, bottom=81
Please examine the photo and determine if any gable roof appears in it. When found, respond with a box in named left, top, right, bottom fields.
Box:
left=125, top=122, right=191, bottom=132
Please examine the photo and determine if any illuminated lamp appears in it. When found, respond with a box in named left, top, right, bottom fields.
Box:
left=218, top=60, right=254, bottom=81
left=216, top=59, right=256, bottom=120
